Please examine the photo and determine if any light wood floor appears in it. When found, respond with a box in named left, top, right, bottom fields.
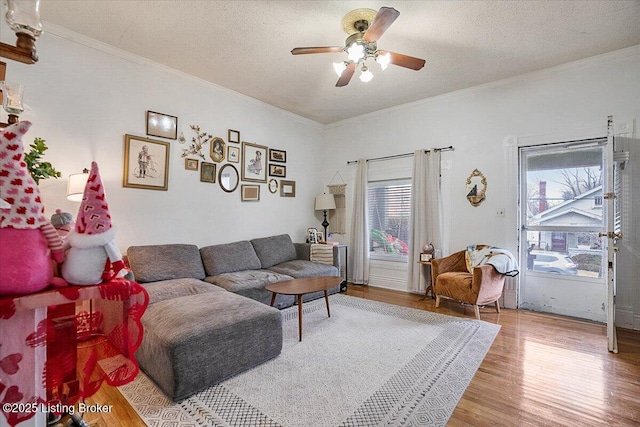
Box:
left=82, top=285, right=640, bottom=426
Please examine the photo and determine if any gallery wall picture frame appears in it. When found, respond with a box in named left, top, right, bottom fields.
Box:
left=185, top=158, right=199, bottom=171
left=228, top=129, right=240, bottom=144
left=269, top=163, right=286, bottom=178
left=123, top=134, right=170, bottom=191
left=280, top=180, right=296, bottom=197
left=146, top=111, right=178, bottom=140
left=228, top=146, right=240, bottom=163
left=200, top=162, right=216, bottom=183
left=268, top=178, right=278, bottom=194
left=219, top=164, right=239, bottom=193
left=269, top=149, right=286, bottom=163
left=241, top=141, right=268, bottom=183
left=210, top=137, right=226, bottom=163
left=241, top=184, right=260, bottom=201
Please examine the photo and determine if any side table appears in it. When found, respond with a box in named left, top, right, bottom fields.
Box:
left=335, top=244, right=348, bottom=291
left=418, top=260, right=435, bottom=300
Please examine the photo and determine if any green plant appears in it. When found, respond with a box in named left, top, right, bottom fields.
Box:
left=24, top=137, right=62, bottom=184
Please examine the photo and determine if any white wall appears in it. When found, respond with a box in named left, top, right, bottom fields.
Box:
left=323, top=45, right=640, bottom=323
left=5, top=25, right=327, bottom=251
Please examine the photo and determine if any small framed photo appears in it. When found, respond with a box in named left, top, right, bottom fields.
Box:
left=200, top=162, right=216, bottom=183
left=269, top=164, right=286, bottom=177
left=146, top=111, right=177, bottom=140
left=228, top=129, right=240, bottom=144
left=228, top=146, right=240, bottom=163
left=123, top=134, right=170, bottom=191
left=210, top=137, right=226, bottom=163
left=269, top=149, right=286, bottom=163
left=420, top=253, right=432, bottom=262
left=316, top=231, right=325, bottom=243
left=241, top=184, right=260, bottom=201
left=185, top=158, right=199, bottom=171
left=241, top=141, right=268, bottom=183
left=280, top=180, right=296, bottom=197
left=307, top=227, right=318, bottom=244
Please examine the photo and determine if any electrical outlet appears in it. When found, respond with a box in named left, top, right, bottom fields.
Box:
left=496, top=208, right=505, bottom=217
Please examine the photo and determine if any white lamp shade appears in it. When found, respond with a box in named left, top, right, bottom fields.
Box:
left=315, top=193, right=336, bottom=211
left=66, top=171, right=89, bottom=202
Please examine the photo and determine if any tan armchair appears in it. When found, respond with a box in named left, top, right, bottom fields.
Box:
left=431, top=249, right=505, bottom=320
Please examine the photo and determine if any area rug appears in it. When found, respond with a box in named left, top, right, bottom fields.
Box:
left=119, top=294, right=500, bottom=427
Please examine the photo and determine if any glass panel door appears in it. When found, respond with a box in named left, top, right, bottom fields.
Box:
left=519, top=140, right=607, bottom=321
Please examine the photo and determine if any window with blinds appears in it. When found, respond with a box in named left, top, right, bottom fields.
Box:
left=367, top=179, right=411, bottom=261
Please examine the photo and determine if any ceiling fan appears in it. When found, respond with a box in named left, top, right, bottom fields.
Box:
left=291, top=6, right=426, bottom=87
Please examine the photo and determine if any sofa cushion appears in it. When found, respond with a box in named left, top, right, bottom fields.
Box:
left=268, top=260, right=339, bottom=279
left=142, top=278, right=223, bottom=305
left=204, top=269, right=295, bottom=308
left=127, top=244, right=206, bottom=283
left=250, top=234, right=297, bottom=268
left=200, top=240, right=262, bottom=276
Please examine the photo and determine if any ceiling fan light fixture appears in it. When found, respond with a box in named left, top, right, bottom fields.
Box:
left=359, top=65, right=373, bottom=83
left=333, top=61, right=347, bottom=77
left=376, top=52, right=391, bottom=70
left=347, top=42, right=365, bottom=62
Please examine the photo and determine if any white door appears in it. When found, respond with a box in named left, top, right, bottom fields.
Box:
left=519, top=139, right=607, bottom=321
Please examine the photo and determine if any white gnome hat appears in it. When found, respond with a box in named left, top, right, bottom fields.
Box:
left=0, top=121, right=47, bottom=230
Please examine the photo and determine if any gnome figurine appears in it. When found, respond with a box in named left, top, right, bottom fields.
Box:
left=61, top=162, right=128, bottom=285
left=0, top=121, right=67, bottom=295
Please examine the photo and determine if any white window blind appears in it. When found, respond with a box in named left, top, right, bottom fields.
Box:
left=367, top=179, right=411, bottom=261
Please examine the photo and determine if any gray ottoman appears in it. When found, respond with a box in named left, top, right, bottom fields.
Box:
left=137, top=288, right=283, bottom=401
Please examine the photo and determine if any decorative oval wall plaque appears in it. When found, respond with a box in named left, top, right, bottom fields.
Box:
left=466, top=168, right=487, bottom=207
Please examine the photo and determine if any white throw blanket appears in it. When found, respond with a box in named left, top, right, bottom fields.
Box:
left=310, top=244, right=334, bottom=265
left=466, top=244, right=520, bottom=277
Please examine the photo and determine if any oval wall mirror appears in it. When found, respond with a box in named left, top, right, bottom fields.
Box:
left=268, top=178, right=278, bottom=194
left=218, top=164, right=239, bottom=193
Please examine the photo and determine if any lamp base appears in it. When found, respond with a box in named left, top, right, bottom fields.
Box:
left=322, top=210, right=330, bottom=241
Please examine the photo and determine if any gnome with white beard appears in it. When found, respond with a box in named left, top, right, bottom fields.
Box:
left=61, top=161, right=128, bottom=285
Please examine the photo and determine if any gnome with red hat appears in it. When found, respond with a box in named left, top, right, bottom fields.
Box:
left=61, top=161, right=128, bottom=285
left=0, top=122, right=67, bottom=295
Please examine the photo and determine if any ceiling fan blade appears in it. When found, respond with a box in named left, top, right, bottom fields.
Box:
left=363, top=7, right=400, bottom=42
left=381, top=51, right=426, bottom=70
left=336, top=62, right=356, bottom=87
left=291, top=46, right=344, bottom=55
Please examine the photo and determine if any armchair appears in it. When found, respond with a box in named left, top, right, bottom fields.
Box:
left=431, top=249, right=505, bottom=320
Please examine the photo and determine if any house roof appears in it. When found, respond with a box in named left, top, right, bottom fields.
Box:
left=532, top=185, right=603, bottom=225
left=33, top=1, right=640, bottom=124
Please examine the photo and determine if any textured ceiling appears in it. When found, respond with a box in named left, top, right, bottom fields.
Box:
left=39, top=1, right=640, bottom=124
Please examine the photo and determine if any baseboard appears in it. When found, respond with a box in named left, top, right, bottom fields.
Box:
left=615, top=308, right=640, bottom=331
left=503, top=289, right=517, bottom=309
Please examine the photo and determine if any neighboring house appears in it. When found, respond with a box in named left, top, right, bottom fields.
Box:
left=529, top=185, right=603, bottom=252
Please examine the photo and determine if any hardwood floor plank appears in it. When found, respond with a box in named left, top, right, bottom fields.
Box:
left=81, top=284, right=640, bottom=426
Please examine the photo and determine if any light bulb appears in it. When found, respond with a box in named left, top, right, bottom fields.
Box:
left=376, top=52, right=391, bottom=70
left=333, top=61, right=347, bottom=77
left=359, top=66, right=373, bottom=83
left=347, top=42, right=365, bottom=62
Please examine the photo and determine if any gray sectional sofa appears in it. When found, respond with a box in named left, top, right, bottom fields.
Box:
left=126, top=234, right=341, bottom=401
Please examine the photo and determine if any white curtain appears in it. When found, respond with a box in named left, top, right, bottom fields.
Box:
left=407, top=149, right=443, bottom=292
left=349, top=159, right=369, bottom=285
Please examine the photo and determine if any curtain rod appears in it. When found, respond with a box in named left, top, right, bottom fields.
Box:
left=346, top=146, right=454, bottom=165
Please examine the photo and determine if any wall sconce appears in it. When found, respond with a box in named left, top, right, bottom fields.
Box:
left=0, top=0, right=42, bottom=64
left=0, top=81, right=23, bottom=125
left=67, top=168, right=90, bottom=202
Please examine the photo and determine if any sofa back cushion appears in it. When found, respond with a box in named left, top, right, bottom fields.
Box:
left=251, top=234, right=297, bottom=269
left=200, top=240, right=262, bottom=276
left=127, top=244, right=206, bottom=283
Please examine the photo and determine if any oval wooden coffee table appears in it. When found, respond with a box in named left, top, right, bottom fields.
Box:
left=266, top=276, right=342, bottom=342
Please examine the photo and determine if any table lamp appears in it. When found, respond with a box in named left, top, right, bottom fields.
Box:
left=314, top=193, right=336, bottom=240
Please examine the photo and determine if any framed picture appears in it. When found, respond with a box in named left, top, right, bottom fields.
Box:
left=146, top=111, right=177, bottom=140
left=280, top=180, right=296, bottom=197
left=241, top=141, right=268, bottom=183
left=420, top=253, right=432, bottom=262
left=307, top=227, right=318, bottom=244
left=185, top=158, right=199, bottom=171
left=228, top=129, right=240, bottom=144
left=269, top=149, right=286, bottom=163
left=268, top=178, right=278, bottom=194
left=269, top=163, right=286, bottom=177
left=241, top=184, right=260, bottom=201
left=210, top=137, right=226, bottom=163
left=200, top=162, right=216, bottom=183
left=228, top=146, right=240, bottom=163
left=316, top=231, right=325, bottom=243
left=123, top=134, right=170, bottom=191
